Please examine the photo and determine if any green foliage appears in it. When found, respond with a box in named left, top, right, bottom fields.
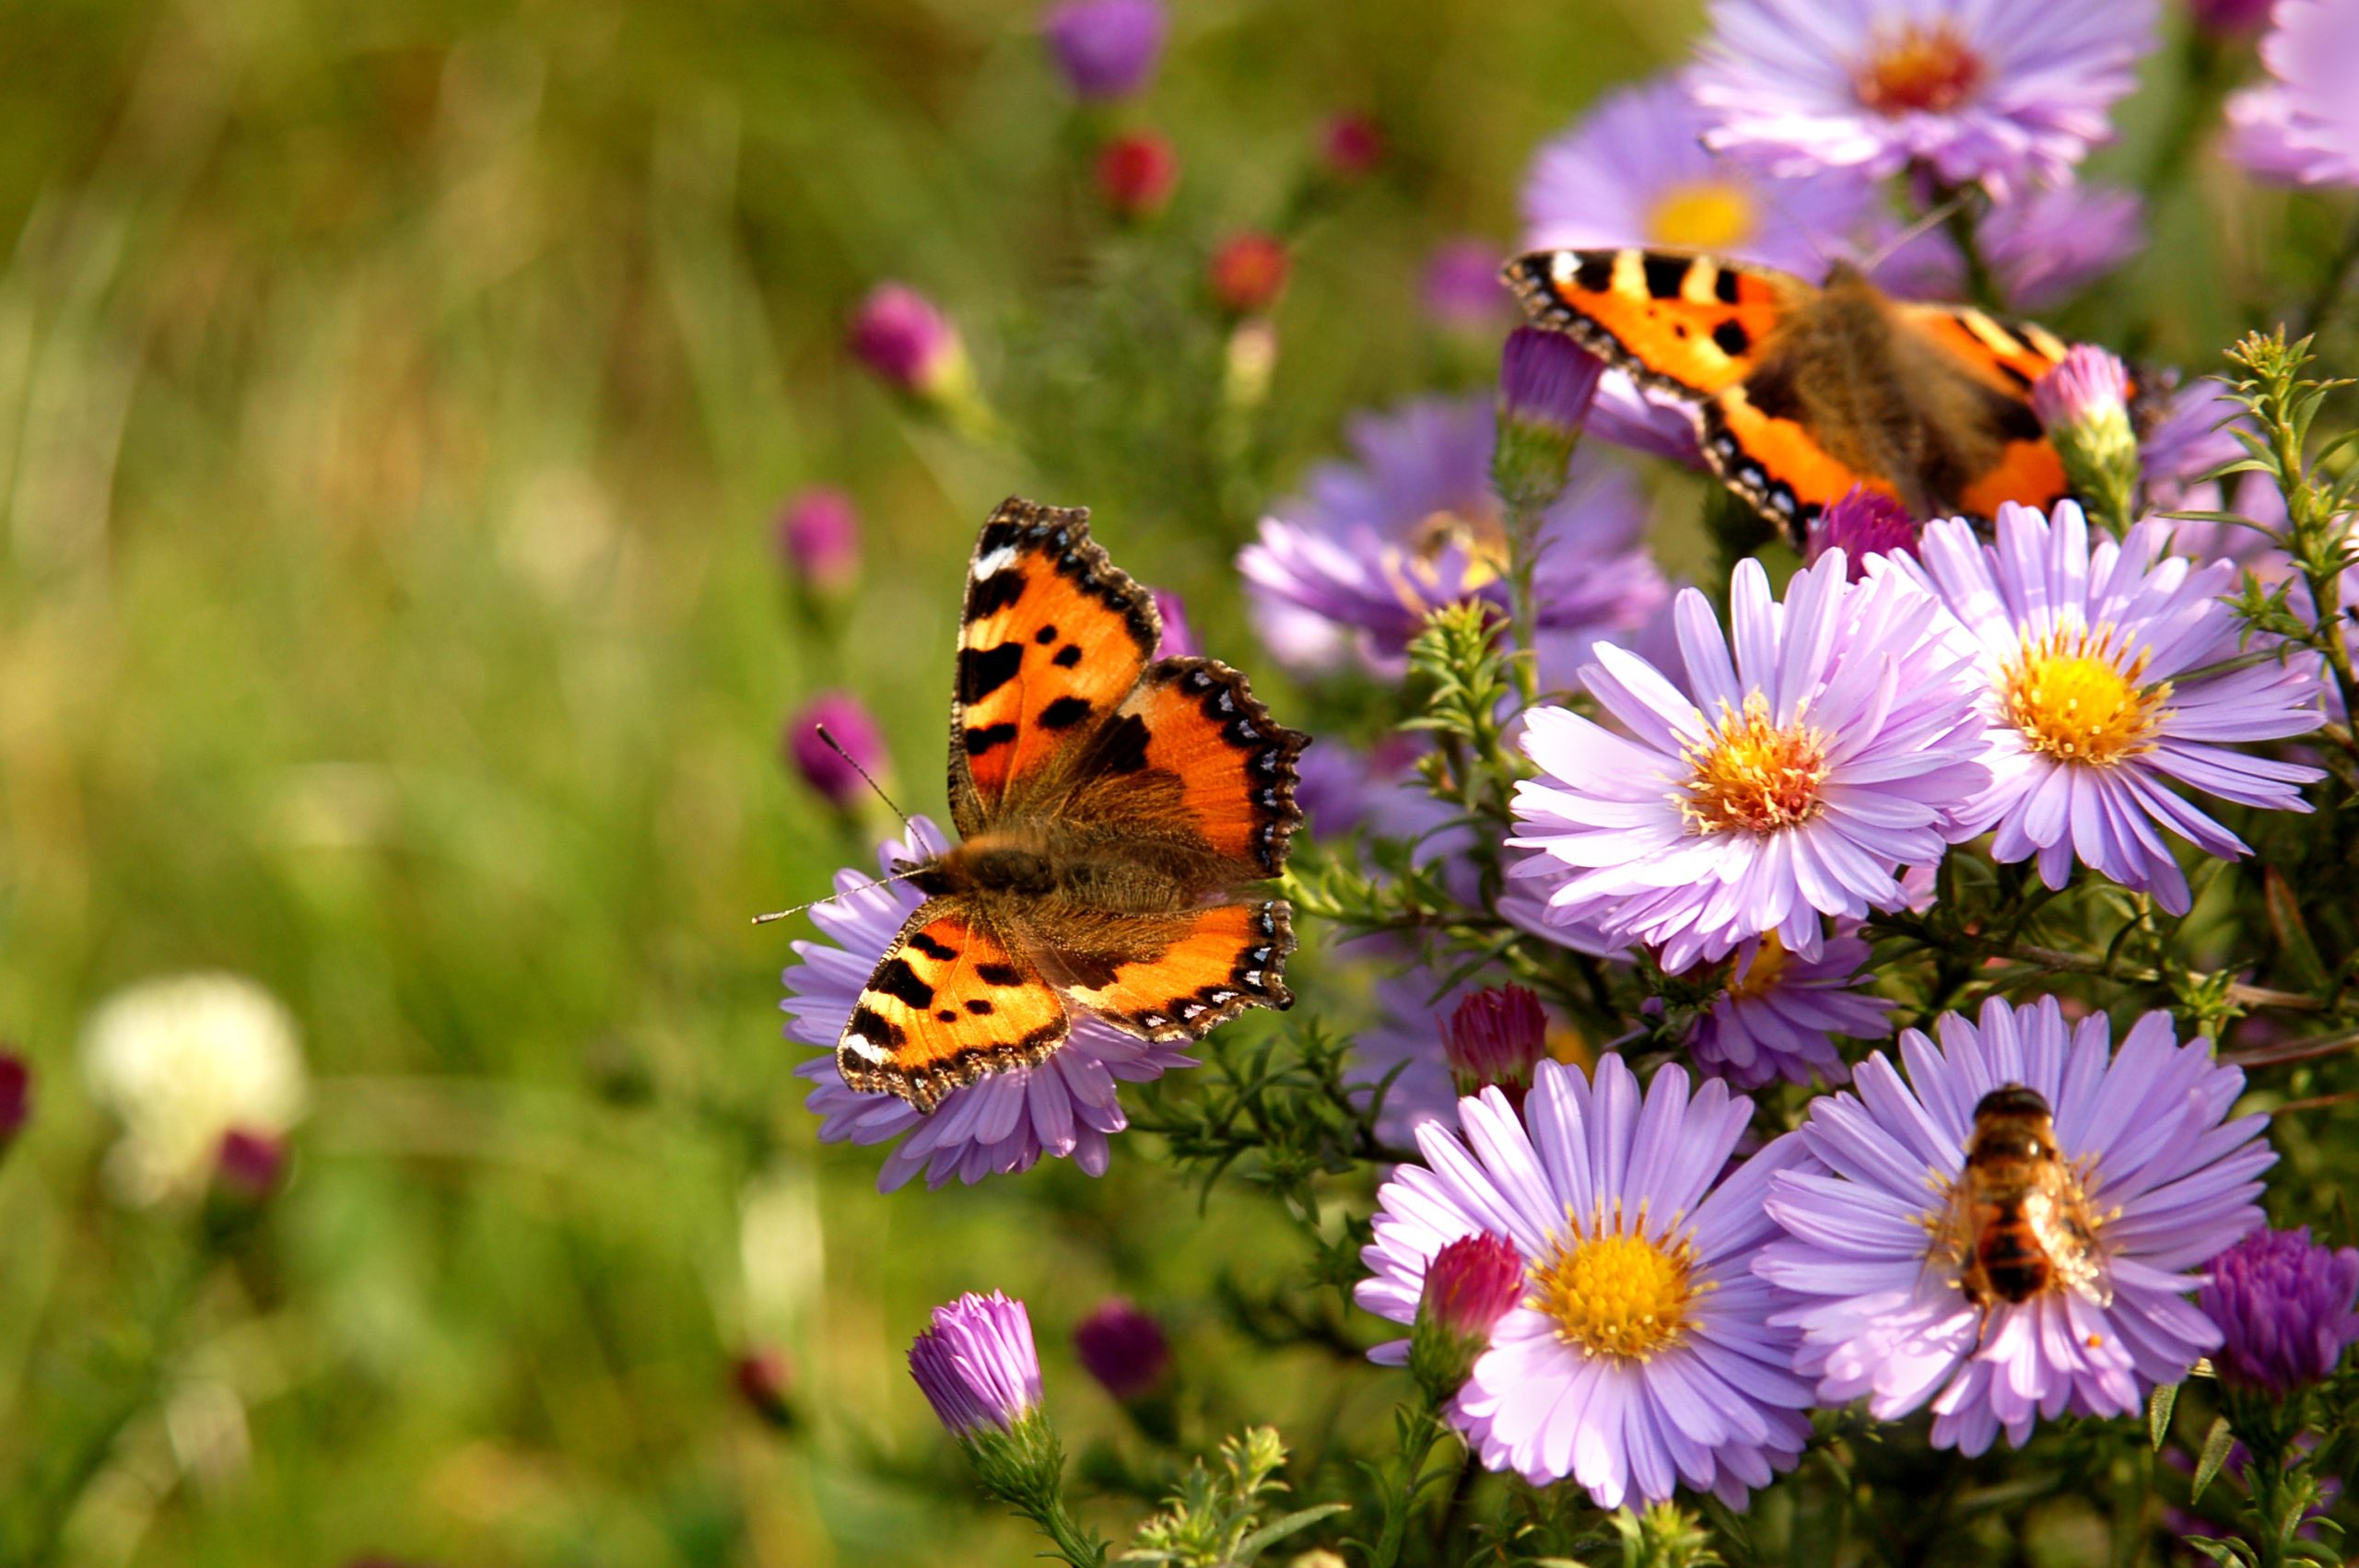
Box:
left=1122, top=1428, right=1345, bottom=1568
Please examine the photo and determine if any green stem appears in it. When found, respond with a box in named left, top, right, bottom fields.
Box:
left=1928, top=179, right=2001, bottom=311
left=1505, top=497, right=1544, bottom=711
left=1026, top=1496, right=1109, bottom=1568
left=1370, top=1402, right=1452, bottom=1568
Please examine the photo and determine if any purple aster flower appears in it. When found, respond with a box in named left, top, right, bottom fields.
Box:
left=1040, top=0, right=1167, bottom=101
left=909, top=1290, right=1045, bottom=1438
left=1522, top=72, right=1879, bottom=275
left=1509, top=550, right=1990, bottom=971
left=1238, top=395, right=1666, bottom=682
left=775, top=486, right=861, bottom=593
left=1424, top=238, right=1509, bottom=332
left=1147, top=587, right=1199, bottom=659
left=1756, top=996, right=2272, bottom=1456
left=781, top=820, right=1196, bottom=1191
left=1877, top=183, right=2144, bottom=310
left=2139, top=376, right=2251, bottom=512
left=2224, top=0, right=2359, bottom=189
left=2199, top=1226, right=2359, bottom=1398
left=784, top=690, right=888, bottom=813
left=1692, top=0, right=2159, bottom=200
left=1684, top=933, right=1891, bottom=1089
left=1356, top=1055, right=1817, bottom=1510
left=1804, top=486, right=1920, bottom=580
left=1908, top=503, right=2326, bottom=916
left=1073, top=1298, right=1173, bottom=1401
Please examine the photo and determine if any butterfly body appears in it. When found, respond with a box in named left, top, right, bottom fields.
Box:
left=1505, top=248, right=2076, bottom=537
left=835, top=499, right=1308, bottom=1114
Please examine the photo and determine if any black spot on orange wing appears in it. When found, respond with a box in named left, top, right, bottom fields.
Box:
left=838, top=899, right=1071, bottom=1113
left=1501, top=248, right=1804, bottom=403
left=1049, top=901, right=1297, bottom=1043
left=949, top=497, right=1160, bottom=834
left=1079, top=659, right=1309, bottom=881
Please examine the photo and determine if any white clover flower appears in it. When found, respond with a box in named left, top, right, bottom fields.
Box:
left=81, top=972, right=307, bottom=1206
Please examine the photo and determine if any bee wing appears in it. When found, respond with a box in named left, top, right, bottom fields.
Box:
left=2023, top=1186, right=2113, bottom=1309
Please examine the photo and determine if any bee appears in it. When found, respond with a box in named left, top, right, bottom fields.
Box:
left=1946, top=1082, right=2111, bottom=1308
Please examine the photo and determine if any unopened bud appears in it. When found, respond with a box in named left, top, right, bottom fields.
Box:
left=2033, top=345, right=2141, bottom=530
left=1442, top=986, right=1546, bottom=1105
left=1804, top=486, right=1919, bottom=579
left=1409, top=1232, right=1522, bottom=1398
left=1492, top=328, right=1601, bottom=513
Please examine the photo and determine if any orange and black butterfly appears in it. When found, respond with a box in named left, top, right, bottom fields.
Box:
left=1503, top=248, right=2079, bottom=539
left=835, top=497, right=1309, bottom=1113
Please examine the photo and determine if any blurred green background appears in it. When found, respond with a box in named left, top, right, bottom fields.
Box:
left=0, top=0, right=2306, bottom=1563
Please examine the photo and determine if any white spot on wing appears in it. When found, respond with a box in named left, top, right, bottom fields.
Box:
left=972, top=545, right=1017, bottom=581
left=841, top=1030, right=893, bottom=1064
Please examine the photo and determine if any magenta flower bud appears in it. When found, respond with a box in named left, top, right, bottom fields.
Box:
left=1442, top=985, right=1547, bottom=1102
left=1041, top=0, right=1167, bottom=101
left=908, top=1291, right=1045, bottom=1439
left=1096, top=130, right=1180, bottom=220
left=775, top=487, right=860, bottom=593
left=785, top=692, right=887, bottom=813
left=848, top=283, right=964, bottom=395
left=734, top=1346, right=798, bottom=1427
left=1804, top=486, right=1920, bottom=580
left=2200, top=1226, right=2359, bottom=1398
left=2189, top=0, right=2274, bottom=36
left=1148, top=587, right=1200, bottom=660
left=1073, top=1297, right=1172, bottom=1401
left=1423, top=239, right=1506, bottom=331
left=1409, top=1232, right=1524, bottom=1397
left=1320, top=113, right=1384, bottom=179
left=0, top=1050, right=29, bottom=1150
left=215, top=1126, right=288, bottom=1199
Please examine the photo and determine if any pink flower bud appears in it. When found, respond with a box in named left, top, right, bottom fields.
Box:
left=775, top=487, right=860, bottom=593
left=734, top=1346, right=798, bottom=1426
left=785, top=692, right=888, bottom=812
left=1409, top=1232, right=1523, bottom=1395
left=216, top=1126, right=288, bottom=1199
left=848, top=284, right=963, bottom=395
left=0, top=1050, right=29, bottom=1150
left=1804, top=486, right=1920, bottom=580
left=1097, top=131, right=1180, bottom=220
left=1073, top=1297, right=1172, bottom=1400
left=1320, top=113, right=1384, bottom=179
left=1442, top=986, right=1547, bottom=1103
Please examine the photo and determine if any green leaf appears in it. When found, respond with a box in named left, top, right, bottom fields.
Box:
left=2150, top=1383, right=2179, bottom=1451
left=1229, top=1502, right=1350, bottom=1563
left=2193, top=1415, right=2237, bottom=1502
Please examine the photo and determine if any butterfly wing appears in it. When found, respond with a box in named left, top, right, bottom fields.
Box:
left=1503, top=248, right=1809, bottom=400
left=950, top=497, right=1161, bottom=837
left=1025, top=900, right=1295, bottom=1043
left=1886, top=301, right=2075, bottom=520
left=837, top=897, right=1072, bottom=1113
left=1062, top=658, right=1309, bottom=885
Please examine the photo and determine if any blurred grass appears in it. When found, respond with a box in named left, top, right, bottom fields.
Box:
left=0, top=0, right=2326, bottom=1563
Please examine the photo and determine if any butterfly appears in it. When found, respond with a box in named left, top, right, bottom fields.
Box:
left=1503, top=248, right=2079, bottom=539
left=834, top=497, right=1309, bottom=1114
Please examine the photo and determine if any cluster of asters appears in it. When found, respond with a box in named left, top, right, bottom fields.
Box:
left=777, top=0, right=2359, bottom=1521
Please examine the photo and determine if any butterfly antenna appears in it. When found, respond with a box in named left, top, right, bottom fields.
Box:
left=751, top=864, right=931, bottom=925
left=1860, top=189, right=1978, bottom=278
left=816, top=722, right=918, bottom=837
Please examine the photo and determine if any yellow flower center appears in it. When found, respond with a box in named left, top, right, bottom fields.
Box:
left=1383, top=506, right=1511, bottom=611
left=1725, top=934, right=1792, bottom=1002
left=2001, top=626, right=2170, bottom=766
left=1853, top=19, right=1986, bottom=116
left=1680, top=695, right=1832, bottom=836
left=1529, top=1204, right=1705, bottom=1362
left=1646, top=179, right=1759, bottom=252
left=1544, top=1023, right=1592, bottom=1069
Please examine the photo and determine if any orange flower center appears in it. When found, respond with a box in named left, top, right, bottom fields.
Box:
left=1854, top=19, right=1986, bottom=116
left=1681, top=696, right=1832, bottom=836
left=1646, top=179, right=1759, bottom=252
